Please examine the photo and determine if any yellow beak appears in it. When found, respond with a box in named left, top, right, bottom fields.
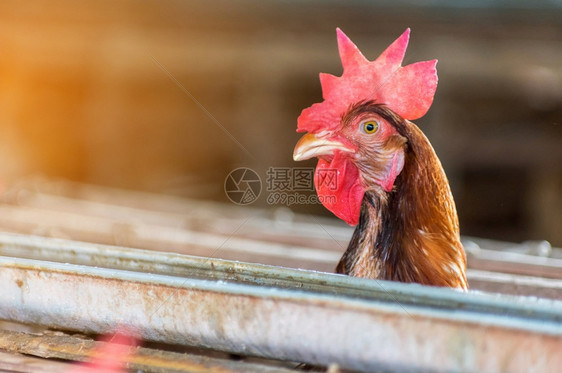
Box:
left=293, top=133, right=354, bottom=161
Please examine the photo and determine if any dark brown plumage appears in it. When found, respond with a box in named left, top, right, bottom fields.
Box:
left=334, top=103, right=467, bottom=289
left=293, top=29, right=467, bottom=289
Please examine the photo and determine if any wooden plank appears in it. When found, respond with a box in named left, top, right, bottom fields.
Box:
left=0, top=330, right=297, bottom=373
left=0, top=351, right=71, bottom=373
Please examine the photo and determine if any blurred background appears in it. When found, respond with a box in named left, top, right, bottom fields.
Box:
left=0, top=0, right=560, bottom=246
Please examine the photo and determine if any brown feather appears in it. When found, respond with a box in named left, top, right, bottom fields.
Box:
left=336, top=102, right=468, bottom=289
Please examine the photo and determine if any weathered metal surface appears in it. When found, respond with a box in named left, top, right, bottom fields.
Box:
left=8, top=180, right=562, bottom=255
left=465, top=243, right=562, bottom=280
left=467, top=269, right=562, bottom=300
left=0, top=232, right=560, bottom=306
left=2, top=179, right=352, bottom=247
left=0, top=351, right=71, bottom=373
left=7, top=181, right=562, bottom=253
left=1, top=199, right=562, bottom=297
left=0, top=330, right=296, bottom=373
left=0, top=234, right=561, bottom=372
left=0, top=203, right=342, bottom=272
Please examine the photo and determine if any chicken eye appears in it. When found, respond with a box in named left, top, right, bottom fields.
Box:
left=362, top=121, right=379, bottom=134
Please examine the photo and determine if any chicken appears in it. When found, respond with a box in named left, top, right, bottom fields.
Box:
left=293, top=29, right=467, bottom=289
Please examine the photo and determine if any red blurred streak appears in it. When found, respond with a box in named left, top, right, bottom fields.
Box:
left=67, top=331, right=138, bottom=373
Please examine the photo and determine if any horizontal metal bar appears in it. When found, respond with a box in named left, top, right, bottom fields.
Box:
left=0, top=330, right=296, bottom=372
left=8, top=181, right=562, bottom=255
left=2, top=199, right=562, bottom=288
left=465, top=243, right=562, bottom=280
left=0, top=232, right=560, bottom=319
left=467, top=269, right=562, bottom=300
left=3, top=183, right=353, bottom=246
left=6, top=199, right=560, bottom=299
left=0, top=204, right=341, bottom=272
left=0, top=233, right=561, bottom=372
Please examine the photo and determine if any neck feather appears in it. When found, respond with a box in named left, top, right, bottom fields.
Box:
left=336, top=120, right=468, bottom=289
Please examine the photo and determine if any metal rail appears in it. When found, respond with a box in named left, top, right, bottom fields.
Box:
left=0, top=233, right=560, bottom=372
left=1, top=197, right=562, bottom=300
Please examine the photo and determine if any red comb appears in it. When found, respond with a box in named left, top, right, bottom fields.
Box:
left=297, top=28, right=438, bottom=133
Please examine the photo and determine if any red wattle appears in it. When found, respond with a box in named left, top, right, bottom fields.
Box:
left=314, top=152, right=365, bottom=226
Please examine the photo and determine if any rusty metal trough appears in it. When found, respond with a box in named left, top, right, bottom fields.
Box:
left=0, top=233, right=560, bottom=372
